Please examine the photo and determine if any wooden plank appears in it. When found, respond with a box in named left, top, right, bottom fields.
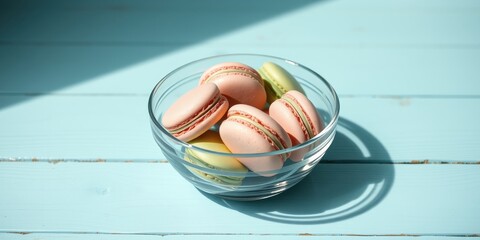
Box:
left=0, top=95, right=158, bottom=160
left=333, top=96, right=480, bottom=163
left=0, top=1, right=478, bottom=239
left=0, top=96, right=479, bottom=162
left=1, top=45, right=480, bottom=96
left=0, top=233, right=474, bottom=240
left=0, top=162, right=478, bottom=235
left=0, top=0, right=478, bottom=45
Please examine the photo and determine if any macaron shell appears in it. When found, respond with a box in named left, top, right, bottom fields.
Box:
left=161, top=83, right=228, bottom=142
left=178, top=98, right=228, bottom=142
left=217, top=77, right=266, bottom=109
left=226, top=104, right=292, bottom=152
left=258, top=62, right=304, bottom=103
left=187, top=131, right=247, bottom=173
left=200, top=62, right=262, bottom=84
left=269, top=90, right=324, bottom=161
left=183, top=156, right=245, bottom=186
left=219, top=104, right=292, bottom=176
left=270, top=100, right=308, bottom=144
left=285, top=90, right=324, bottom=136
left=185, top=131, right=247, bottom=185
left=162, top=83, right=218, bottom=128
left=200, top=62, right=266, bottom=109
left=269, top=100, right=307, bottom=161
left=219, top=120, right=284, bottom=176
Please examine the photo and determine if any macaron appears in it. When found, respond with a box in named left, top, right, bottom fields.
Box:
left=219, top=104, right=292, bottom=176
left=258, top=62, right=304, bottom=103
left=199, top=62, right=266, bottom=109
left=269, top=90, right=324, bottom=161
left=162, top=83, right=228, bottom=142
left=185, top=130, right=248, bottom=186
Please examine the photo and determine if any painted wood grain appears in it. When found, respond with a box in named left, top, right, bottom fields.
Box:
left=0, top=162, right=478, bottom=235
left=1, top=45, right=480, bottom=97
left=0, top=233, right=475, bottom=240
left=0, top=0, right=479, bottom=238
left=0, top=96, right=479, bottom=162
left=0, top=0, right=478, bottom=45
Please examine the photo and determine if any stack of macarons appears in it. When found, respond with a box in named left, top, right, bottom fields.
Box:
left=162, top=61, right=324, bottom=183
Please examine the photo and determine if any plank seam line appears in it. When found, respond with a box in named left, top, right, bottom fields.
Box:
left=2, top=93, right=480, bottom=99
left=0, top=158, right=479, bottom=165
left=1, top=40, right=480, bottom=49
left=1, top=231, right=479, bottom=237
left=0, top=40, right=188, bottom=46
left=322, top=159, right=480, bottom=165
left=0, top=158, right=168, bottom=164
left=0, top=92, right=148, bottom=97
left=340, top=94, right=480, bottom=99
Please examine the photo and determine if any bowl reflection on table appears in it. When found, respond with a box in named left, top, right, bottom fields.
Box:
left=202, top=117, right=394, bottom=223
left=148, top=54, right=340, bottom=200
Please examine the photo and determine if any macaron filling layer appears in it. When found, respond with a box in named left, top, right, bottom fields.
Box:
left=168, top=94, right=225, bottom=136
left=258, top=68, right=287, bottom=99
left=227, top=111, right=289, bottom=161
left=202, top=67, right=261, bottom=85
left=280, top=93, right=317, bottom=139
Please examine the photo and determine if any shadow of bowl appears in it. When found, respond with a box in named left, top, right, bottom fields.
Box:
left=202, top=116, right=394, bottom=224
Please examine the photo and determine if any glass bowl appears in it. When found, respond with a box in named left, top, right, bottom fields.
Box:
left=148, top=54, right=340, bottom=201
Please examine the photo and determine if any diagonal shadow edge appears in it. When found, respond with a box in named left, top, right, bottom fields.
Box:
left=0, top=0, right=328, bottom=109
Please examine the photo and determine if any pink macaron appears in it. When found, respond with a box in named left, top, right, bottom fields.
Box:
left=162, top=83, right=229, bottom=142
left=269, top=90, right=324, bottom=161
left=219, top=104, right=292, bottom=176
left=199, top=62, right=266, bottom=109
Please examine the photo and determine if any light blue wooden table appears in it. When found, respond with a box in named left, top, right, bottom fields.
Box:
left=1, top=0, right=479, bottom=239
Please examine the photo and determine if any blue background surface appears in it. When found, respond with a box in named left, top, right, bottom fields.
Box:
left=1, top=0, right=479, bottom=238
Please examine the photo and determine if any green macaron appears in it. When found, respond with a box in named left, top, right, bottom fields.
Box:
left=258, top=61, right=305, bottom=104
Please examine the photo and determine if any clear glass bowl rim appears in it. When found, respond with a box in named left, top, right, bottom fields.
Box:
left=148, top=53, right=340, bottom=158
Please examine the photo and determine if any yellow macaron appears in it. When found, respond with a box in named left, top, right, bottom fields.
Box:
left=185, top=130, right=248, bottom=186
